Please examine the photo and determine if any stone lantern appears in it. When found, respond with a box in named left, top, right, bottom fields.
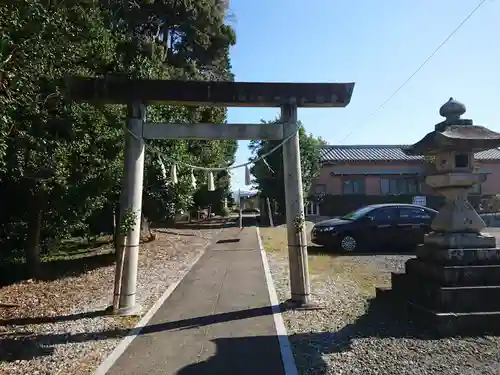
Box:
left=382, top=98, right=500, bottom=336
left=410, top=98, right=498, bottom=246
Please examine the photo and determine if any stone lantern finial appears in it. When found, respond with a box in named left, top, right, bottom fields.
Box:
left=436, top=98, right=472, bottom=130
left=439, top=97, right=466, bottom=121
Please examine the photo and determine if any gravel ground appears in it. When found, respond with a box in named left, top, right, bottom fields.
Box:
left=262, top=225, right=500, bottom=375
left=0, top=220, right=227, bottom=375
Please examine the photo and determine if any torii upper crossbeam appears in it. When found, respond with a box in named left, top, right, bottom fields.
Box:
left=64, top=76, right=355, bottom=314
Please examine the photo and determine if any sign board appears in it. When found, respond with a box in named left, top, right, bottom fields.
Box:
left=412, top=196, right=427, bottom=206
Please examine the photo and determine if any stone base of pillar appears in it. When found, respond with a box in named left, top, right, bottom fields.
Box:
left=424, top=231, right=496, bottom=250
left=384, top=243, right=500, bottom=336
left=283, top=298, right=325, bottom=311
left=105, top=303, right=143, bottom=317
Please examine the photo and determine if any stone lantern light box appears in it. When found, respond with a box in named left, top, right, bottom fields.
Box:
left=405, top=97, right=500, bottom=244
left=382, top=98, right=500, bottom=336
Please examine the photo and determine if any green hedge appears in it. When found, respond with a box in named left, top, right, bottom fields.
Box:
left=258, top=193, right=486, bottom=222
left=318, top=194, right=487, bottom=216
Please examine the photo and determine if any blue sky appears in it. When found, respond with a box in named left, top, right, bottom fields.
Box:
left=226, top=0, right=500, bottom=192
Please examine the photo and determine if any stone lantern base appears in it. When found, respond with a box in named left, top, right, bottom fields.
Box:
left=380, top=233, right=500, bottom=336
left=425, top=231, right=496, bottom=249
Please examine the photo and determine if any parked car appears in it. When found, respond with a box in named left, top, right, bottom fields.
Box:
left=311, top=203, right=438, bottom=253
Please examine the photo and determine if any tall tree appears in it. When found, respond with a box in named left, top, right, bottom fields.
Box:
left=249, top=119, right=324, bottom=215
left=0, top=1, right=125, bottom=275
left=0, top=0, right=237, bottom=277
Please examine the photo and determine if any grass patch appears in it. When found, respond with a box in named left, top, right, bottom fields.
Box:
left=0, top=236, right=115, bottom=286
left=42, top=235, right=114, bottom=262
left=261, top=226, right=289, bottom=253
left=259, top=225, right=389, bottom=296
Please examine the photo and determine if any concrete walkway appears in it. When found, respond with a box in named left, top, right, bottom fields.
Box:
left=104, top=221, right=287, bottom=375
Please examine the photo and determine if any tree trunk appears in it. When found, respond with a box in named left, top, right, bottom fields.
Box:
left=140, top=213, right=154, bottom=241
left=25, top=190, right=42, bottom=278
left=113, top=203, right=120, bottom=252
left=112, top=234, right=126, bottom=313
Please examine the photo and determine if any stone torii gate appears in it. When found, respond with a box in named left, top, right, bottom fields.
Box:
left=65, top=77, right=355, bottom=315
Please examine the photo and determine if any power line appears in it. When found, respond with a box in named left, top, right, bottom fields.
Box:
left=339, top=0, right=488, bottom=144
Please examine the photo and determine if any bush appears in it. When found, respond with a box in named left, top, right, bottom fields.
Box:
left=220, top=207, right=230, bottom=217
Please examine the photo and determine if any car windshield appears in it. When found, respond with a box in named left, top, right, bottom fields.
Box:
left=341, top=206, right=375, bottom=221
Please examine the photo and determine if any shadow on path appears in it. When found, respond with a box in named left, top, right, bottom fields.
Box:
left=151, top=217, right=232, bottom=231
left=154, top=230, right=198, bottom=237
left=176, top=335, right=289, bottom=375
left=0, top=309, right=108, bottom=326
left=0, top=295, right=442, bottom=370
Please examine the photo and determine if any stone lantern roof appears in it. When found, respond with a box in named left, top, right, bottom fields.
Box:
left=403, top=98, right=500, bottom=155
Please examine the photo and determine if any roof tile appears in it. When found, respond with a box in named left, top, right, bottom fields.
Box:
left=319, top=145, right=500, bottom=162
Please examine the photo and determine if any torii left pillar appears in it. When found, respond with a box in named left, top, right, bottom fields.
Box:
left=113, top=102, right=145, bottom=315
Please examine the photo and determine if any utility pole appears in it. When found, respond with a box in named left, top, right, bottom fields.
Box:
left=238, top=187, right=243, bottom=228
left=114, top=102, right=145, bottom=315
left=281, top=103, right=313, bottom=308
left=266, top=197, right=274, bottom=227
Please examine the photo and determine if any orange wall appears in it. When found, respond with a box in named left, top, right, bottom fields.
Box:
left=314, top=160, right=500, bottom=196
left=478, top=161, right=500, bottom=195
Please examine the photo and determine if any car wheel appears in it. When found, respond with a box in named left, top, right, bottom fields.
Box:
left=340, top=234, right=357, bottom=252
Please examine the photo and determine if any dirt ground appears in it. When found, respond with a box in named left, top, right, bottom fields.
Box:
left=260, top=223, right=500, bottom=375
left=0, top=218, right=228, bottom=375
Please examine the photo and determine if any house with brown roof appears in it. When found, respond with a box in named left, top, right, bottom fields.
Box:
left=307, top=145, right=500, bottom=217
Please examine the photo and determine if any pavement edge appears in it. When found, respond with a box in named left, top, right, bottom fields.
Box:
left=256, top=225, right=299, bottom=375
left=93, top=218, right=233, bottom=375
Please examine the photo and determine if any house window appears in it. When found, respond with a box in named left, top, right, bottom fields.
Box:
left=380, top=177, right=420, bottom=195
left=313, top=184, right=326, bottom=195
left=367, top=207, right=396, bottom=221
left=398, top=207, right=431, bottom=220
left=342, top=178, right=365, bottom=195
left=305, top=201, right=320, bottom=216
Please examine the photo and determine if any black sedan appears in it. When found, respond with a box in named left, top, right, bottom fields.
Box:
left=311, top=203, right=438, bottom=253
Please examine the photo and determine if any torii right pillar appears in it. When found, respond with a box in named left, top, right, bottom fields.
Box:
left=281, top=103, right=312, bottom=308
